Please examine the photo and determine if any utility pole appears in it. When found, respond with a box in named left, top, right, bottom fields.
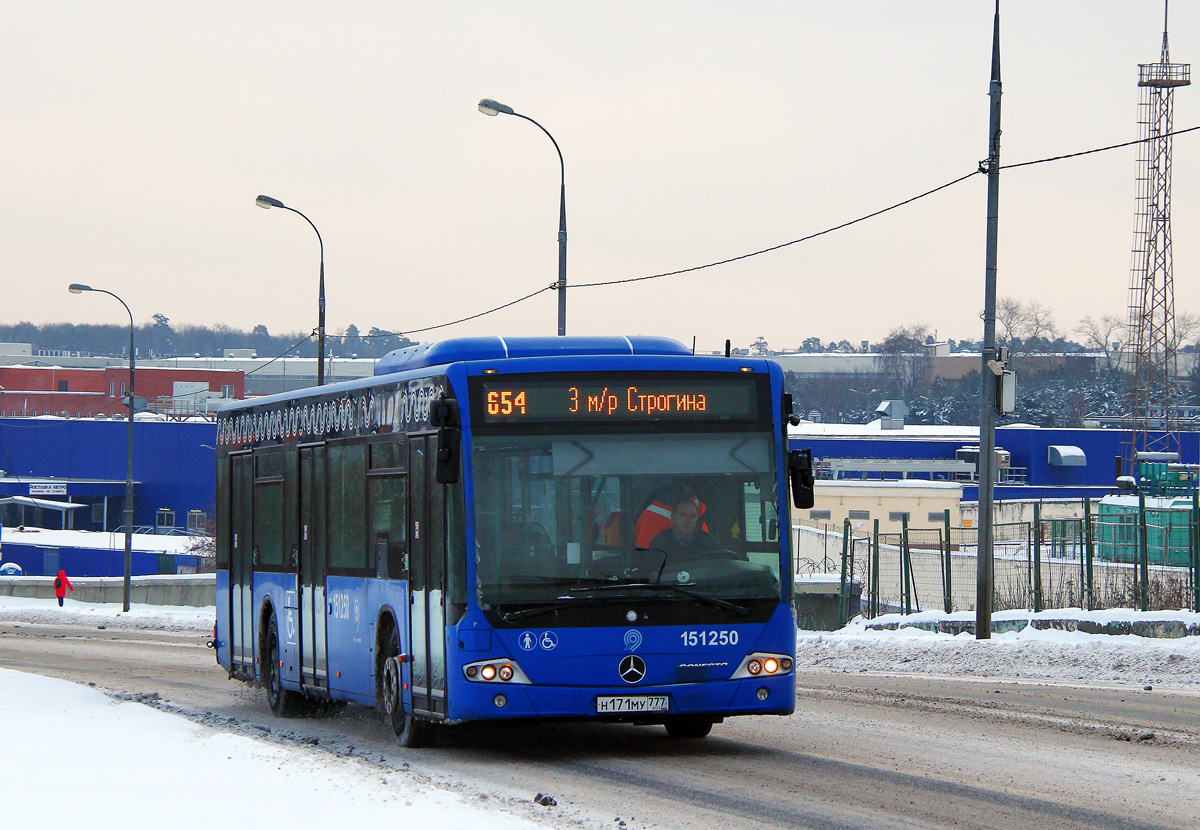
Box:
left=977, top=1, right=1003, bottom=640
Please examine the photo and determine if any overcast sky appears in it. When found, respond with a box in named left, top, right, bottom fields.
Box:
left=3, top=1, right=1197, bottom=354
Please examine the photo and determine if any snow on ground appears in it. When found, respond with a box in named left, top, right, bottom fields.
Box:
left=2, top=595, right=1200, bottom=830
left=0, top=667, right=544, bottom=830
left=0, top=596, right=552, bottom=830
left=797, top=610, right=1200, bottom=691
left=0, top=593, right=213, bottom=630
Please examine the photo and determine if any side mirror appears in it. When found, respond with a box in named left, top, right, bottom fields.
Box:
left=431, top=396, right=457, bottom=428
left=432, top=396, right=461, bottom=484
left=788, top=448, right=815, bottom=510
left=782, top=393, right=802, bottom=426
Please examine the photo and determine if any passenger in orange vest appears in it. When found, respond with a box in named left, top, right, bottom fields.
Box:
left=54, top=569, right=74, bottom=607
left=648, top=499, right=719, bottom=563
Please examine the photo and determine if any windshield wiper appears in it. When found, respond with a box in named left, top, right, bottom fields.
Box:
left=503, top=582, right=753, bottom=621
left=570, top=583, right=751, bottom=616
left=500, top=596, right=599, bottom=623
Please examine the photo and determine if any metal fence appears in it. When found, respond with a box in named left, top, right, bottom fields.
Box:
left=793, top=504, right=1200, bottom=621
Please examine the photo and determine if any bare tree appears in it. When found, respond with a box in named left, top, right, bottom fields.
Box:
left=1171, top=311, right=1200, bottom=351
left=1075, top=314, right=1125, bottom=370
left=1023, top=301, right=1059, bottom=346
left=995, top=297, right=1059, bottom=353
left=996, top=297, right=1025, bottom=346
left=878, top=324, right=931, bottom=396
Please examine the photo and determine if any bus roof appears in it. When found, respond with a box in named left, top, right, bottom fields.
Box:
left=374, top=336, right=691, bottom=376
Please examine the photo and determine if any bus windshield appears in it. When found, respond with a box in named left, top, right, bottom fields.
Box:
left=471, top=431, right=783, bottom=622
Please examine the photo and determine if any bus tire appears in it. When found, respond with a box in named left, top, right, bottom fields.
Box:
left=382, top=628, right=434, bottom=748
left=664, top=716, right=713, bottom=739
left=263, top=614, right=305, bottom=717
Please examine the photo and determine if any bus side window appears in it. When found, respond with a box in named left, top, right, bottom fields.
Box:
left=369, top=475, right=407, bottom=580
left=329, top=443, right=367, bottom=572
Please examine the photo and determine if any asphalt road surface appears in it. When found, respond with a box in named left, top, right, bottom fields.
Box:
left=2, top=619, right=1198, bottom=830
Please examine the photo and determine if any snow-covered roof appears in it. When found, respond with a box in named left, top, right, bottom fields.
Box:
left=815, top=479, right=963, bottom=491
left=1100, top=494, right=1193, bottom=510
left=0, top=527, right=202, bottom=554
left=790, top=419, right=979, bottom=440
left=0, top=497, right=86, bottom=511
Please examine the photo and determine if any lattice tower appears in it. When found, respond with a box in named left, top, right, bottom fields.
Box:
left=1125, top=1, right=1190, bottom=471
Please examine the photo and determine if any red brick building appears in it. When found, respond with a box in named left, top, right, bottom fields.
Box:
left=0, top=366, right=244, bottom=418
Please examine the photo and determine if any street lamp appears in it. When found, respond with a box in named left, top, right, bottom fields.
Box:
left=68, top=283, right=135, bottom=612
left=478, top=98, right=568, bottom=336
left=255, top=195, right=327, bottom=385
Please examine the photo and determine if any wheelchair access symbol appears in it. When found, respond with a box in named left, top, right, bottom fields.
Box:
left=517, top=631, right=558, bottom=651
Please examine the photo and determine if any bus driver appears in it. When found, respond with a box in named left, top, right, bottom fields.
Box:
left=648, top=498, right=719, bottom=562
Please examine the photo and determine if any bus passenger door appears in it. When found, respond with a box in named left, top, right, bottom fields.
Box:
left=298, top=445, right=328, bottom=690
left=230, top=452, right=255, bottom=677
left=408, top=434, right=447, bottom=718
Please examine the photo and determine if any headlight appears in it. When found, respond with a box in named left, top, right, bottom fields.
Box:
left=731, top=652, right=793, bottom=680
left=462, top=658, right=531, bottom=684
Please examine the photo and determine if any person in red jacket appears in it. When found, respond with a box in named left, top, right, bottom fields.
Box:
left=54, top=569, right=73, bottom=607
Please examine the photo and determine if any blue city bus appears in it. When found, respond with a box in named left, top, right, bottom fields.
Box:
left=214, top=336, right=814, bottom=746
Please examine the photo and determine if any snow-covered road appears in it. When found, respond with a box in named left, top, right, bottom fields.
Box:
left=3, top=596, right=1199, bottom=830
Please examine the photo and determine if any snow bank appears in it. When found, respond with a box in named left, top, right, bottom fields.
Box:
left=798, top=611, right=1200, bottom=690
left=0, top=594, right=213, bottom=631
left=0, top=667, right=542, bottom=830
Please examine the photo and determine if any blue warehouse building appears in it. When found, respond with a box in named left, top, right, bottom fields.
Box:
left=789, top=421, right=1199, bottom=502
left=0, top=417, right=216, bottom=534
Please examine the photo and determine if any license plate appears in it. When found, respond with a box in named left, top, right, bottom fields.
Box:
left=595, top=695, right=670, bottom=713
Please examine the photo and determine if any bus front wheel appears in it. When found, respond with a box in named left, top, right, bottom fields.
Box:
left=382, top=629, right=434, bottom=748
left=664, top=716, right=713, bottom=739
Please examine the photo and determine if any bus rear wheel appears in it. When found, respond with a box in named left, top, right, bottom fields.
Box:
left=264, top=615, right=306, bottom=717
left=664, top=716, right=713, bottom=739
left=382, top=628, right=434, bottom=748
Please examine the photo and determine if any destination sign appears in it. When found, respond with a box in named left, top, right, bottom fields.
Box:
left=474, top=375, right=763, bottom=424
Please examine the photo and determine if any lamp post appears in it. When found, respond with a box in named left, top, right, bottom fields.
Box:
left=68, top=283, right=135, bottom=612
left=255, top=195, right=327, bottom=385
left=976, top=2, right=1003, bottom=640
left=478, top=98, right=568, bottom=336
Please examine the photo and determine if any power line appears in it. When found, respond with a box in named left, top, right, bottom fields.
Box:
left=999, top=124, right=1200, bottom=171
left=245, top=332, right=314, bottom=377
left=390, top=123, right=1200, bottom=329
left=572, top=171, right=981, bottom=289
left=358, top=174, right=979, bottom=338
left=389, top=285, right=557, bottom=337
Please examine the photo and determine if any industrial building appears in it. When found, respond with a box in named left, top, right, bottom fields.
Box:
left=788, top=418, right=1195, bottom=532
left=0, top=364, right=244, bottom=418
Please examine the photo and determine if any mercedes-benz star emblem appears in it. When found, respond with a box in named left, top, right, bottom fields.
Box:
left=618, top=654, right=647, bottom=684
